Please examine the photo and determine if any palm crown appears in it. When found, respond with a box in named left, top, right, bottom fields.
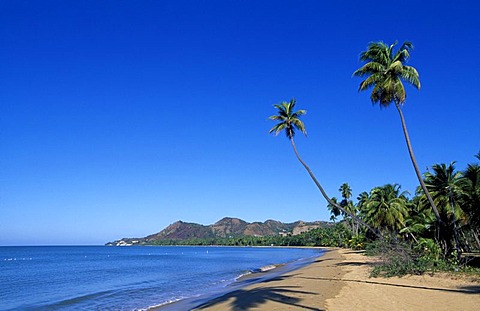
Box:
left=269, top=98, right=307, bottom=140
left=424, top=162, right=468, bottom=217
left=353, top=41, right=420, bottom=107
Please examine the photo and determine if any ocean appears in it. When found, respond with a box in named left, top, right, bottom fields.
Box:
left=0, top=246, right=324, bottom=310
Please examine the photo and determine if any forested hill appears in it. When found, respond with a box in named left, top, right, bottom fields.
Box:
left=106, top=217, right=331, bottom=246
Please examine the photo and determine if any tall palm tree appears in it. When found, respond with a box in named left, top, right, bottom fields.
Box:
left=363, top=184, right=409, bottom=234
left=424, top=162, right=468, bottom=254
left=269, top=99, right=381, bottom=238
left=353, top=41, right=442, bottom=223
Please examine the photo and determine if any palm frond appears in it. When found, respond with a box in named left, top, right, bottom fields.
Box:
left=394, top=41, right=414, bottom=63
left=353, top=62, right=385, bottom=77
left=400, top=66, right=421, bottom=89
left=354, top=40, right=420, bottom=108
left=358, top=73, right=384, bottom=91
left=269, top=98, right=307, bottom=140
left=292, top=109, right=307, bottom=118
left=292, top=118, right=307, bottom=136
left=269, top=123, right=287, bottom=136
left=268, top=115, right=285, bottom=121
left=360, top=42, right=390, bottom=66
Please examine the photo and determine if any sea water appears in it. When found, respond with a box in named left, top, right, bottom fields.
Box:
left=0, top=246, right=323, bottom=310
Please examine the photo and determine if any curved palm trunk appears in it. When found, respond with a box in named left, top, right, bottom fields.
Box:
left=395, top=103, right=442, bottom=222
left=289, top=138, right=382, bottom=239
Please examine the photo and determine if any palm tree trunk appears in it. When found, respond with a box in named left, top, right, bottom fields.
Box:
left=395, top=103, right=442, bottom=222
left=449, top=197, right=462, bottom=259
left=289, top=138, right=382, bottom=239
left=473, top=229, right=480, bottom=249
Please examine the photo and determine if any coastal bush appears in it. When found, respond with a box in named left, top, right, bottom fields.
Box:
left=366, top=238, right=429, bottom=277
left=365, top=237, right=479, bottom=277
left=347, top=235, right=366, bottom=250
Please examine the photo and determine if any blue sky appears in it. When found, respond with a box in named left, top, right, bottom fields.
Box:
left=1, top=0, right=479, bottom=245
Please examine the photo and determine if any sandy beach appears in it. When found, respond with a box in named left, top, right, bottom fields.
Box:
left=193, top=248, right=480, bottom=310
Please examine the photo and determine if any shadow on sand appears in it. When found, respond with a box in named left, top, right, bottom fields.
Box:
left=193, top=283, right=323, bottom=310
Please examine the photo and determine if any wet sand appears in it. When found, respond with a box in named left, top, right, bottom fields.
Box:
left=192, top=248, right=480, bottom=310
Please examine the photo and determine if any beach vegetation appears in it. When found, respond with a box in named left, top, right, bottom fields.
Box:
left=361, top=184, right=409, bottom=235
left=423, top=162, right=467, bottom=258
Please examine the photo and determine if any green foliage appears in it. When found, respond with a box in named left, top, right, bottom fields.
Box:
left=415, top=238, right=442, bottom=263
left=347, top=235, right=367, bottom=250
left=353, top=41, right=420, bottom=107
left=361, top=184, right=409, bottom=233
left=269, top=98, right=307, bottom=140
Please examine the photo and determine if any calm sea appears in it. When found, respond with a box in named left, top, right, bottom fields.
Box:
left=0, top=246, right=323, bottom=310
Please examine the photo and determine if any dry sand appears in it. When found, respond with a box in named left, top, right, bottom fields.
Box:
left=194, top=248, right=480, bottom=310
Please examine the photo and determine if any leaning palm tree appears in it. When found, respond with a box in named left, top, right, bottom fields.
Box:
left=353, top=41, right=442, bottom=223
left=269, top=98, right=381, bottom=238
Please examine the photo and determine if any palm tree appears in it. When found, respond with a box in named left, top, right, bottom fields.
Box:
left=400, top=197, right=436, bottom=243
left=269, top=99, right=381, bottom=238
left=356, top=191, right=370, bottom=212
left=327, top=197, right=341, bottom=222
left=339, top=183, right=358, bottom=234
left=339, top=183, right=352, bottom=205
left=363, top=184, right=409, bottom=234
left=424, top=162, right=469, bottom=255
left=353, top=41, right=442, bottom=224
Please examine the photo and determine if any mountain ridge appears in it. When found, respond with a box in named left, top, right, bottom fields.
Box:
left=106, top=217, right=331, bottom=246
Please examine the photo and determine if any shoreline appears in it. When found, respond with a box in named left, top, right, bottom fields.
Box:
left=154, top=247, right=327, bottom=310
left=158, top=247, right=480, bottom=310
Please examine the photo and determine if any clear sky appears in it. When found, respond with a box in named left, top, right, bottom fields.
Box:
left=1, top=0, right=479, bottom=245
